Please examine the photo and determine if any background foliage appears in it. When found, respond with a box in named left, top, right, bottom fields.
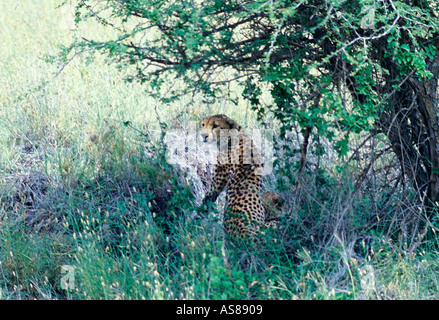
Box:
left=62, top=0, right=439, bottom=207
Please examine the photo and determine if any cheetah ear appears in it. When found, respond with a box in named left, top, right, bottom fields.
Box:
left=227, top=119, right=241, bottom=130
left=276, top=197, right=285, bottom=207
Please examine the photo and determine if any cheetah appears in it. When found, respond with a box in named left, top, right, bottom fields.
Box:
left=262, top=191, right=285, bottom=222
left=200, top=114, right=276, bottom=239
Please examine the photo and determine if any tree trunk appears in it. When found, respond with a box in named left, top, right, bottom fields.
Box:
left=410, top=46, right=439, bottom=206
left=378, top=42, right=439, bottom=212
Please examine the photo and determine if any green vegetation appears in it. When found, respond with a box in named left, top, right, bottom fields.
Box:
left=1, top=0, right=439, bottom=300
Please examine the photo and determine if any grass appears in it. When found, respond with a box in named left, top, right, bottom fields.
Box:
left=1, top=0, right=439, bottom=300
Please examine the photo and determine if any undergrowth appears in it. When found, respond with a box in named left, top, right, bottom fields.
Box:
left=1, top=116, right=439, bottom=300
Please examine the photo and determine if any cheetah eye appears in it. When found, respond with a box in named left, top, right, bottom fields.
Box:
left=212, top=123, right=218, bottom=129
left=201, top=123, right=204, bottom=127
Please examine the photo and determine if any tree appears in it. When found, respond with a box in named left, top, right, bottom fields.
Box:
left=61, top=0, right=439, bottom=213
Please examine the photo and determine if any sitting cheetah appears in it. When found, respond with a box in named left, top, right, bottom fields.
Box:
left=200, top=114, right=276, bottom=239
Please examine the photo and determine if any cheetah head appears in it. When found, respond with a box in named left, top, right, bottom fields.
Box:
left=200, top=114, right=241, bottom=145
left=262, top=191, right=285, bottom=220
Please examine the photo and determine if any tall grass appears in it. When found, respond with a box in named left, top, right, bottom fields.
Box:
left=1, top=0, right=439, bottom=300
